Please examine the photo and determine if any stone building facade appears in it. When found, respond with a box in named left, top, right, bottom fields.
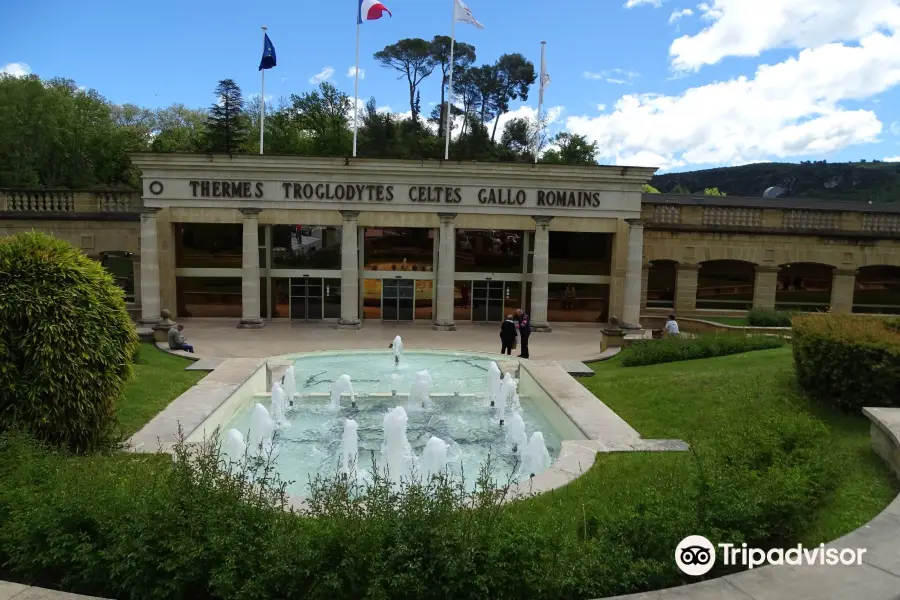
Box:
left=1, top=155, right=899, bottom=328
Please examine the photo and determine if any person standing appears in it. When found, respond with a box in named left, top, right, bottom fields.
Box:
left=500, top=314, right=517, bottom=355
left=514, top=308, right=531, bottom=359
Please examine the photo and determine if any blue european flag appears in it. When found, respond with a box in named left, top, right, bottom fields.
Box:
left=259, top=33, right=276, bottom=71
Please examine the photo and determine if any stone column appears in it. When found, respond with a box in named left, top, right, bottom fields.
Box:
left=433, top=213, right=457, bottom=331
left=622, top=219, right=644, bottom=326
left=640, top=263, right=650, bottom=312
left=138, top=207, right=162, bottom=325
left=752, top=265, right=780, bottom=310
left=338, top=211, right=362, bottom=329
left=830, top=268, right=858, bottom=314
left=237, top=208, right=265, bottom=329
left=529, top=216, right=553, bottom=332
left=675, top=263, right=699, bottom=314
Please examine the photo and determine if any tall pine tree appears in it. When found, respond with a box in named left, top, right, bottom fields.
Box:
left=204, top=79, right=249, bottom=154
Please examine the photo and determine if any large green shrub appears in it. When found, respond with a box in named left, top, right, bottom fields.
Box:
left=620, top=333, right=785, bottom=367
left=0, top=421, right=838, bottom=600
left=747, top=308, right=793, bottom=328
left=0, top=232, right=138, bottom=450
left=793, top=314, right=900, bottom=412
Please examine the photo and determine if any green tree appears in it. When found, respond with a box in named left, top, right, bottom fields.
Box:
left=541, top=133, right=597, bottom=166
left=488, top=53, right=536, bottom=141
left=288, top=82, right=352, bottom=156
left=671, top=184, right=691, bottom=194
left=643, top=184, right=661, bottom=193
left=704, top=187, right=726, bottom=196
left=150, top=105, right=207, bottom=153
left=0, top=232, right=138, bottom=451
left=430, top=36, right=476, bottom=137
left=204, top=79, right=249, bottom=154
left=374, top=38, right=437, bottom=122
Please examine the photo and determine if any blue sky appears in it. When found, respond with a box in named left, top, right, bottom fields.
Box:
left=3, top=0, right=900, bottom=172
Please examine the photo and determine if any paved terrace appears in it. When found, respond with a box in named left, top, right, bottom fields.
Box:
left=165, top=319, right=608, bottom=361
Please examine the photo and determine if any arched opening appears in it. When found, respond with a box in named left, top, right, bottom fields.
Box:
left=696, top=260, right=755, bottom=310
left=854, top=265, right=900, bottom=314
left=776, top=263, right=833, bottom=312
left=646, top=260, right=677, bottom=309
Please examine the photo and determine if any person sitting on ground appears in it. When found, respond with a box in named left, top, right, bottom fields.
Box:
left=665, top=314, right=680, bottom=337
left=168, top=323, right=194, bottom=353
left=500, top=314, right=517, bottom=356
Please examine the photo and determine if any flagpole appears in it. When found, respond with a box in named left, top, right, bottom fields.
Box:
left=260, top=26, right=267, bottom=155
left=443, top=0, right=457, bottom=161
left=353, top=13, right=361, bottom=158
left=535, top=40, right=545, bottom=164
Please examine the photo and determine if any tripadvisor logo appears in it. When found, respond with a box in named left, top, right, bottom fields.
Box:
left=675, top=535, right=868, bottom=576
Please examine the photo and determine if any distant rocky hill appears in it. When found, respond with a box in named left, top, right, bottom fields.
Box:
left=649, top=161, right=900, bottom=202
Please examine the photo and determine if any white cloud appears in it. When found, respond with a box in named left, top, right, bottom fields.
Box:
left=884, top=155, right=900, bottom=161
left=566, top=34, right=900, bottom=170
left=582, top=68, right=641, bottom=84
left=309, top=66, right=335, bottom=85
left=669, top=8, right=693, bottom=24
left=670, top=0, right=900, bottom=71
left=890, top=121, right=900, bottom=135
left=1, top=62, right=31, bottom=77
left=376, top=105, right=392, bottom=114
left=624, top=0, right=661, bottom=7
left=247, top=93, right=274, bottom=103
left=597, top=104, right=607, bottom=111
left=346, top=66, right=365, bottom=79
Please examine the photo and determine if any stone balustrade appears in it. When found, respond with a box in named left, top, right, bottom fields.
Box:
left=1, top=189, right=142, bottom=214
left=641, top=194, right=900, bottom=236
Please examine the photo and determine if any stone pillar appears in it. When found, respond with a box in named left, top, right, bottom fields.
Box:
left=752, top=266, right=780, bottom=311
left=433, top=213, right=457, bottom=330
left=138, top=207, right=162, bottom=325
left=640, top=263, right=650, bottom=313
left=675, top=263, right=699, bottom=314
left=131, top=257, right=142, bottom=306
left=622, top=219, right=644, bottom=327
left=237, top=208, right=265, bottom=329
left=529, top=216, right=553, bottom=332
left=830, top=268, right=858, bottom=315
left=338, top=211, right=362, bottom=329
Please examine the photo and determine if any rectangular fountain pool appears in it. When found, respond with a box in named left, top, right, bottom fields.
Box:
left=209, top=351, right=586, bottom=498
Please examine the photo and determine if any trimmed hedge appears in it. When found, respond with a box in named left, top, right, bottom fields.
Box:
left=620, top=333, right=786, bottom=367
left=0, top=416, right=837, bottom=600
left=747, top=308, right=793, bottom=328
left=793, top=314, right=900, bottom=412
left=0, top=232, right=138, bottom=451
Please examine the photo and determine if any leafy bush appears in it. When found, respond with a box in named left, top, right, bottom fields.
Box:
left=793, top=314, right=900, bottom=412
left=0, top=232, right=138, bottom=451
left=747, top=308, right=793, bottom=328
left=620, top=334, right=785, bottom=367
left=0, top=417, right=839, bottom=600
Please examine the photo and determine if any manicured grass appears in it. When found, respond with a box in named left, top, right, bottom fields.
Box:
left=115, top=344, right=206, bottom=437
left=515, top=347, right=898, bottom=547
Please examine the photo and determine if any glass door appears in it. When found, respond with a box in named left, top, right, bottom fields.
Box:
left=382, top=278, right=415, bottom=321
left=472, top=281, right=505, bottom=322
left=290, top=277, right=324, bottom=321
left=398, top=279, right=415, bottom=321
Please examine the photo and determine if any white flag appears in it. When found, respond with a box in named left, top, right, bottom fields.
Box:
left=539, top=60, right=550, bottom=104
left=454, top=0, right=485, bottom=29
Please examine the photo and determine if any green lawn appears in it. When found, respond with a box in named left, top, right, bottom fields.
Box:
left=115, top=344, right=206, bottom=437
left=514, top=347, right=898, bottom=547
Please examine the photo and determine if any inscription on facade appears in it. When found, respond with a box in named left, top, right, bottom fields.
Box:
left=282, top=182, right=395, bottom=202
left=183, top=179, right=607, bottom=209
left=189, top=180, right=263, bottom=198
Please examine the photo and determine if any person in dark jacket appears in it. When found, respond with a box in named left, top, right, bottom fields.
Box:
left=514, top=308, right=531, bottom=359
left=500, top=315, right=517, bottom=355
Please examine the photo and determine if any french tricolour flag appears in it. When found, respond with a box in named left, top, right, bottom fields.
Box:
left=359, top=0, right=391, bottom=24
